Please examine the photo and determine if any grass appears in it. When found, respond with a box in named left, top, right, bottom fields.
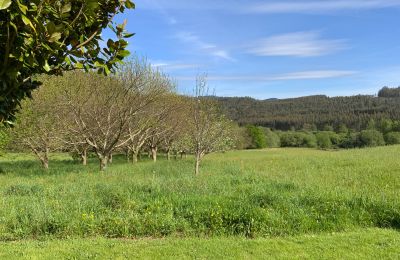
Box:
left=0, top=228, right=399, bottom=259
left=0, top=146, right=399, bottom=257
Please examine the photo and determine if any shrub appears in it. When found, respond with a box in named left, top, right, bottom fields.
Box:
left=316, top=132, right=332, bottom=149
left=279, top=132, right=317, bottom=148
left=359, top=130, right=385, bottom=147
left=385, top=132, right=400, bottom=145
left=338, top=133, right=360, bottom=149
left=246, top=126, right=267, bottom=149
left=264, top=128, right=280, bottom=148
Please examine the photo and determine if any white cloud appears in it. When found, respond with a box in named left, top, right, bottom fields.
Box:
left=247, top=0, right=400, bottom=14
left=175, top=32, right=235, bottom=61
left=151, top=61, right=201, bottom=71
left=176, top=70, right=357, bottom=81
left=248, top=31, right=347, bottom=57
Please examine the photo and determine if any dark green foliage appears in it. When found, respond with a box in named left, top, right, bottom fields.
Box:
left=378, top=86, right=400, bottom=98
left=384, top=132, right=400, bottom=145
left=0, top=126, right=10, bottom=155
left=214, top=95, right=400, bottom=131
left=337, top=124, right=349, bottom=134
left=378, top=119, right=393, bottom=134
left=246, top=126, right=267, bottom=149
left=359, top=130, right=385, bottom=147
left=323, top=125, right=334, bottom=132
left=338, top=133, right=361, bottom=149
left=0, top=0, right=135, bottom=123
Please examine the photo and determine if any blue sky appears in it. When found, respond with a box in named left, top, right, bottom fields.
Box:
left=109, top=0, right=400, bottom=99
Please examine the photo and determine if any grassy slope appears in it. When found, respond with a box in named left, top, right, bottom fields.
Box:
left=1, top=229, right=399, bottom=259
left=0, top=147, right=399, bottom=257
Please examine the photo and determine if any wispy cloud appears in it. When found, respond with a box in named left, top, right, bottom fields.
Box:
left=248, top=31, right=347, bottom=57
left=175, top=32, right=235, bottom=61
left=246, top=0, right=400, bottom=14
left=151, top=61, right=201, bottom=71
left=176, top=70, right=357, bottom=81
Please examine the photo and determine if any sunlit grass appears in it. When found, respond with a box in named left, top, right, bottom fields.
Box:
left=0, top=147, right=399, bottom=240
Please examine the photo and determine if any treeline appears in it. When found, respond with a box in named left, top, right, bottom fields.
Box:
left=2, top=59, right=236, bottom=174
left=214, top=87, right=400, bottom=131
left=378, top=86, right=400, bottom=98
left=242, top=119, right=400, bottom=150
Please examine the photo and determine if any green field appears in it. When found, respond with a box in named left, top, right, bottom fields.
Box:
left=0, top=147, right=399, bottom=258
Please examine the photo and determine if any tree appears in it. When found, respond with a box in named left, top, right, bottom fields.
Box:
left=246, top=125, right=267, bottom=149
left=316, top=132, right=332, bottom=149
left=59, top=71, right=136, bottom=171
left=121, top=60, right=175, bottom=163
left=190, top=75, right=234, bottom=175
left=359, top=130, right=385, bottom=147
left=0, top=125, right=10, bottom=155
left=0, top=0, right=135, bottom=124
left=10, top=79, right=62, bottom=169
left=385, top=132, right=400, bottom=145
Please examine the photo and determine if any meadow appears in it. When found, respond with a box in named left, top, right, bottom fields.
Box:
left=0, top=146, right=399, bottom=258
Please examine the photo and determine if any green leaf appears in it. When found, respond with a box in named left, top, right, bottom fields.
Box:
left=43, top=61, right=51, bottom=72
left=0, top=0, right=12, bottom=10
left=117, top=50, right=130, bottom=58
left=124, top=0, right=135, bottom=9
left=61, top=3, right=71, bottom=13
left=17, top=0, right=28, bottom=14
left=48, top=32, right=62, bottom=43
left=75, top=62, right=84, bottom=69
left=21, top=14, right=36, bottom=32
left=46, top=22, right=56, bottom=35
left=123, top=33, right=135, bottom=38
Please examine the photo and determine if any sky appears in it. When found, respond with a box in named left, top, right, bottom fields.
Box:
left=106, top=0, right=400, bottom=99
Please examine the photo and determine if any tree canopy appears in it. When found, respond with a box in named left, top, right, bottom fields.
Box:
left=0, top=0, right=135, bottom=124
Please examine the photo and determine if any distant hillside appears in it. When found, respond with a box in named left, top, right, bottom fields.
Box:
left=214, top=88, right=400, bottom=131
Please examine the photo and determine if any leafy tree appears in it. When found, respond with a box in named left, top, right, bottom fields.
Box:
left=384, top=132, right=400, bottom=145
left=246, top=125, right=267, bottom=149
left=0, top=125, right=10, bottom=155
left=0, top=0, right=135, bottom=123
left=359, top=130, right=385, bottom=147
left=316, top=132, right=332, bottom=149
left=323, top=124, right=334, bottom=132
left=366, top=119, right=377, bottom=130
left=337, top=123, right=349, bottom=134
left=264, top=128, right=280, bottom=148
left=378, top=119, right=393, bottom=134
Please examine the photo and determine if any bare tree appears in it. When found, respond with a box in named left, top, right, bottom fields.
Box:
left=59, top=72, right=135, bottom=170
left=190, top=75, right=234, bottom=175
left=11, top=80, right=62, bottom=169
left=58, top=58, right=174, bottom=170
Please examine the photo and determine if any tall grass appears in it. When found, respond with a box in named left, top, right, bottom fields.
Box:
left=0, top=147, right=399, bottom=240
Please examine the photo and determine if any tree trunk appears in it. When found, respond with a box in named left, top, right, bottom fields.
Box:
left=108, top=153, right=113, bottom=164
left=99, top=155, right=108, bottom=171
left=195, top=153, right=201, bottom=175
left=81, top=148, right=87, bottom=166
left=151, top=146, right=157, bottom=162
left=41, top=151, right=49, bottom=170
left=132, top=152, right=138, bottom=164
left=166, top=149, right=171, bottom=161
left=41, top=159, right=49, bottom=170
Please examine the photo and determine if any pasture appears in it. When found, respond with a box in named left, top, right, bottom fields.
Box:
left=0, top=147, right=399, bottom=258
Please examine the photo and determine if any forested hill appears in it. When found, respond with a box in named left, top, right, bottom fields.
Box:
left=214, top=93, right=400, bottom=131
